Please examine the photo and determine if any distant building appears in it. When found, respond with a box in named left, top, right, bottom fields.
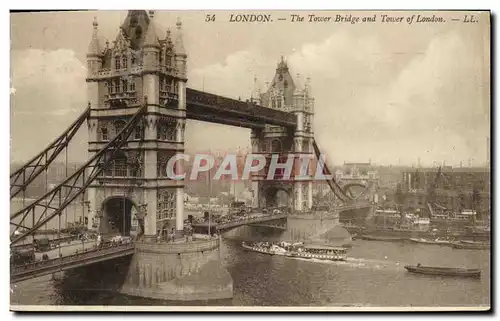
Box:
left=335, top=162, right=379, bottom=182
left=401, top=167, right=490, bottom=215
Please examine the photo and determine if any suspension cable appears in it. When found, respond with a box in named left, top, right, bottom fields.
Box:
left=10, top=104, right=146, bottom=245
left=10, top=106, right=90, bottom=199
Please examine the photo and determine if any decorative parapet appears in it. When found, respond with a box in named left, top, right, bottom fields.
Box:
left=11, top=243, right=134, bottom=276
left=135, top=238, right=219, bottom=254
left=288, top=211, right=339, bottom=221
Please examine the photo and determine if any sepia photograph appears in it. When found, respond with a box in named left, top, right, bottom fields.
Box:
left=9, top=9, right=491, bottom=311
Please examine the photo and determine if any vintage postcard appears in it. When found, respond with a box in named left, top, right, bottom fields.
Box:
left=9, top=10, right=491, bottom=311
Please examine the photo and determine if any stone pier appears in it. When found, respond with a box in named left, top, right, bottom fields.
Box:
left=121, top=237, right=233, bottom=301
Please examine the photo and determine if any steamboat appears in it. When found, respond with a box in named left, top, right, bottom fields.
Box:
left=242, top=241, right=347, bottom=261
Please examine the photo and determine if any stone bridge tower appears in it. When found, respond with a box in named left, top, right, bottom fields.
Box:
left=251, top=57, right=315, bottom=212
left=85, top=10, right=187, bottom=241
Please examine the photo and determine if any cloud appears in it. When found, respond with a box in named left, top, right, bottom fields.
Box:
left=10, top=29, right=488, bottom=167
left=187, top=28, right=489, bottom=166
left=10, top=49, right=88, bottom=163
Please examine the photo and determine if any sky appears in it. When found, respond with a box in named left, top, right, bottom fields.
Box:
left=10, top=10, right=490, bottom=167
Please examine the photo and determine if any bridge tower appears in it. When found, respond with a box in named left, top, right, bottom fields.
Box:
left=85, top=11, right=231, bottom=301
left=251, top=57, right=315, bottom=212
left=86, top=11, right=186, bottom=240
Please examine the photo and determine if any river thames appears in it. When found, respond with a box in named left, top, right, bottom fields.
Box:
left=11, top=237, right=490, bottom=308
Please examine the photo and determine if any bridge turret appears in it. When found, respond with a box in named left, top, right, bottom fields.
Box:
left=173, top=17, right=187, bottom=232
left=250, top=76, right=262, bottom=105
left=291, top=74, right=314, bottom=211
left=86, top=17, right=103, bottom=109
left=142, top=10, right=160, bottom=105
left=174, top=18, right=187, bottom=80
left=86, top=17, right=103, bottom=75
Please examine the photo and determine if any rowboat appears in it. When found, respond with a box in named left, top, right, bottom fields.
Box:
left=404, top=265, right=481, bottom=278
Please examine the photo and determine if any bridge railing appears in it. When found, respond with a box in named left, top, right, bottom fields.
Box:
left=10, top=243, right=134, bottom=275
left=192, top=212, right=287, bottom=230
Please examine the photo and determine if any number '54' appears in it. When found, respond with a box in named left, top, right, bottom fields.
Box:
left=205, top=14, right=216, bottom=22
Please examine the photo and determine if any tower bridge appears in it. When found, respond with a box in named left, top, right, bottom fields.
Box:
left=10, top=10, right=373, bottom=301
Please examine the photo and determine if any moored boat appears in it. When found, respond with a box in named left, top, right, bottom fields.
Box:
left=452, top=241, right=490, bottom=250
left=409, top=238, right=434, bottom=244
left=409, top=237, right=452, bottom=246
left=360, top=235, right=405, bottom=242
left=242, top=241, right=347, bottom=261
left=404, top=265, right=481, bottom=278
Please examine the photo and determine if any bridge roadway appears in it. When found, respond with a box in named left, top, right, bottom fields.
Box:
left=336, top=202, right=373, bottom=212
left=191, top=204, right=372, bottom=232
left=191, top=212, right=288, bottom=232
left=11, top=204, right=371, bottom=283
left=11, top=242, right=134, bottom=283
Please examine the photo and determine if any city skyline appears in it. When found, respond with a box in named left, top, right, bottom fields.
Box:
left=10, top=10, right=490, bottom=167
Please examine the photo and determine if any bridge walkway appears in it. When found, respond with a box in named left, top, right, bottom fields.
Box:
left=191, top=213, right=288, bottom=232
left=11, top=243, right=134, bottom=283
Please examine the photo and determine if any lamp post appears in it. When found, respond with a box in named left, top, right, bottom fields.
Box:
left=78, top=200, right=90, bottom=251
left=137, top=203, right=148, bottom=241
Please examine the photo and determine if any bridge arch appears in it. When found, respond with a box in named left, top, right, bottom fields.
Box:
left=343, top=182, right=372, bottom=201
left=262, top=184, right=292, bottom=208
left=100, top=196, right=137, bottom=237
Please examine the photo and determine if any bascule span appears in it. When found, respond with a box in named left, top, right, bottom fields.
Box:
left=221, top=208, right=365, bottom=247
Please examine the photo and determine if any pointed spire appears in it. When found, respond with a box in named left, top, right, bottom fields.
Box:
left=87, top=16, right=102, bottom=57
left=276, top=55, right=288, bottom=72
left=143, top=11, right=160, bottom=48
left=305, top=77, right=312, bottom=95
left=174, top=17, right=187, bottom=56
left=251, top=75, right=261, bottom=103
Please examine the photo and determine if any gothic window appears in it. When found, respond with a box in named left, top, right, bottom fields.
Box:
left=104, top=162, right=113, bottom=177
left=160, top=77, right=165, bottom=92
left=105, top=82, right=110, bottom=95
left=271, top=139, right=282, bottom=153
left=129, top=154, right=142, bottom=177
left=115, top=56, right=121, bottom=70
left=157, top=190, right=175, bottom=221
left=271, top=93, right=282, bottom=109
left=160, top=126, right=168, bottom=140
left=114, top=120, right=126, bottom=136
left=157, top=122, right=162, bottom=140
left=134, top=125, right=143, bottom=140
left=122, top=56, right=128, bottom=69
left=101, top=127, right=108, bottom=141
left=165, top=51, right=172, bottom=66
left=129, top=79, right=136, bottom=92
left=108, top=80, right=114, bottom=94
left=166, top=127, right=176, bottom=141
left=114, top=79, right=120, bottom=93
left=304, top=115, right=311, bottom=132
left=131, top=55, right=137, bottom=65
left=113, top=152, right=128, bottom=177
left=122, top=79, right=128, bottom=92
